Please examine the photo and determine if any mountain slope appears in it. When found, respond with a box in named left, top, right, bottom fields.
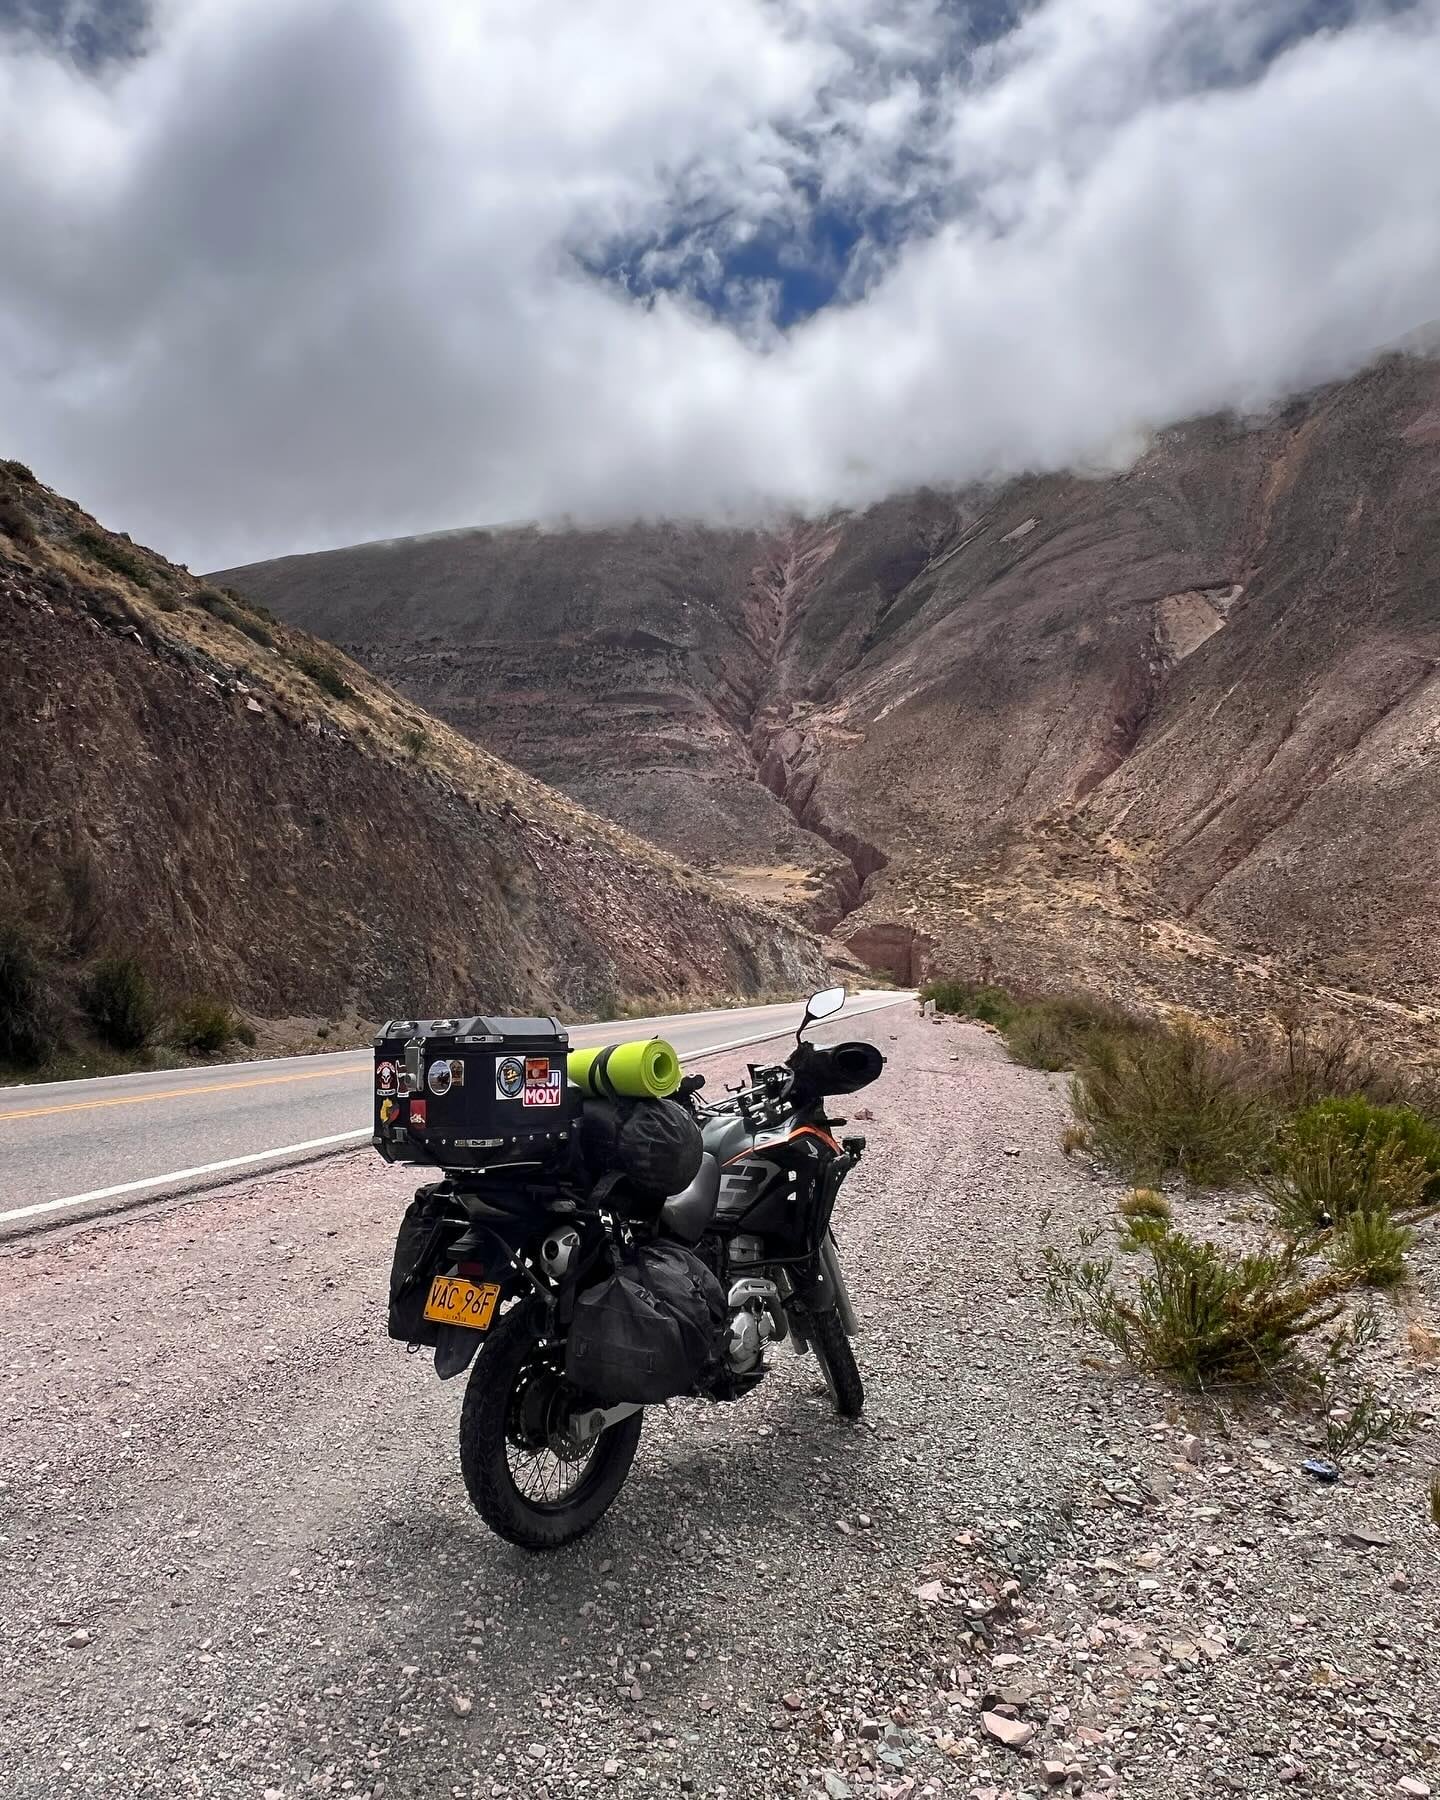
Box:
left=0, top=461, right=826, bottom=1035
left=216, top=354, right=1440, bottom=1051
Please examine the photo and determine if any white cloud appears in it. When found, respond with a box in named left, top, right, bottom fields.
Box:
left=1, top=0, right=1438, bottom=567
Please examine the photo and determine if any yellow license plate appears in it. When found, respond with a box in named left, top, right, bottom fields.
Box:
left=423, top=1275, right=501, bottom=1330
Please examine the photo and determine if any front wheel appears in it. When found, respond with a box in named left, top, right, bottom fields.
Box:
left=458, top=1306, right=643, bottom=1549
left=809, top=1305, right=865, bottom=1418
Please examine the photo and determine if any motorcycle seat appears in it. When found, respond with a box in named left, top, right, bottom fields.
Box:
left=660, top=1152, right=720, bottom=1245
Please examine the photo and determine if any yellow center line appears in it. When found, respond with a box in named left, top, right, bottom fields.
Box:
left=0, top=1065, right=367, bottom=1123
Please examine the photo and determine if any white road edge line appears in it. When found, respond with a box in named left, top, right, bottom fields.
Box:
left=0, top=1130, right=371, bottom=1226
left=1, top=993, right=914, bottom=1229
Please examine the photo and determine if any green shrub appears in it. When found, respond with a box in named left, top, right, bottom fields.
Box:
left=920, top=979, right=1018, bottom=1029
left=1006, top=992, right=1150, bottom=1072
left=71, top=529, right=153, bottom=589
left=1330, top=1210, right=1413, bottom=1288
left=923, top=979, right=1151, bottom=1073
left=2, top=459, right=36, bottom=482
left=172, top=996, right=241, bottom=1057
left=83, top=953, right=159, bottom=1051
left=0, top=922, right=57, bottom=1068
left=1044, top=1226, right=1348, bottom=1388
left=1262, top=1110, right=1433, bottom=1235
left=294, top=651, right=355, bottom=703
left=1295, top=1098, right=1440, bottom=1203
left=1074, top=1023, right=1273, bottom=1188
left=402, top=725, right=428, bottom=758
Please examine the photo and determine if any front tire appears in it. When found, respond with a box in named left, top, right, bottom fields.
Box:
left=809, top=1305, right=865, bottom=1418
left=458, top=1306, right=643, bottom=1549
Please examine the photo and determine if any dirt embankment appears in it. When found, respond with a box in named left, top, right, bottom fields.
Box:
left=0, top=465, right=827, bottom=1028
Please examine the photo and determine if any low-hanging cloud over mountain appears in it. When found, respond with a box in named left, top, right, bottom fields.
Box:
left=2, top=0, right=1438, bottom=568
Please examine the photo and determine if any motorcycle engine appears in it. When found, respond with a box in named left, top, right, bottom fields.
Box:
left=725, top=1274, right=785, bottom=1375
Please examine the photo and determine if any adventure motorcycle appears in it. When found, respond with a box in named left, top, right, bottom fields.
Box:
left=382, top=987, right=882, bottom=1549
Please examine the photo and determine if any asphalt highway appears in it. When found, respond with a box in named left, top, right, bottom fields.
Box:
left=0, top=991, right=910, bottom=1237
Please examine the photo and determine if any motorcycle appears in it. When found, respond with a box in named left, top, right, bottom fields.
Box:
left=389, top=986, right=882, bottom=1549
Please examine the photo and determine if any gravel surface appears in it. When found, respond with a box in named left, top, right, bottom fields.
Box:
left=3, top=1009, right=1436, bottom=1800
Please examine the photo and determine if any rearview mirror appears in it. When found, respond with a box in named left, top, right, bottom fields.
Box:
left=803, top=985, right=846, bottom=1025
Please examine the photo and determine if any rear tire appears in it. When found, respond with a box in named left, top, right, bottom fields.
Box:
left=809, top=1305, right=865, bottom=1418
left=458, top=1307, right=644, bottom=1549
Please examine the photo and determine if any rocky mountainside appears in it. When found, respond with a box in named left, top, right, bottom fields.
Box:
left=0, top=462, right=826, bottom=1033
left=218, top=354, right=1440, bottom=1051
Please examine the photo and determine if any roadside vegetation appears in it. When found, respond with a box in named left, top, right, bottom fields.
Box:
left=926, top=974, right=1440, bottom=1491
left=0, top=918, right=256, bottom=1083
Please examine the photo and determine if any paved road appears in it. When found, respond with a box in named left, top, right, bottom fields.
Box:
left=0, top=991, right=909, bottom=1236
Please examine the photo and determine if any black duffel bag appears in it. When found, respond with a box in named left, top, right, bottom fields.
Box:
left=565, top=1241, right=727, bottom=1405
left=578, top=1095, right=703, bottom=1199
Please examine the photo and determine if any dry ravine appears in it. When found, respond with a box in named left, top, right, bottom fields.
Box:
left=2, top=1009, right=1436, bottom=1800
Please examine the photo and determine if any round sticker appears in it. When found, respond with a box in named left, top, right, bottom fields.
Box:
left=495, top=1055, right=525, bottom=1100
left=427, top=1060, right=453, bottom=1097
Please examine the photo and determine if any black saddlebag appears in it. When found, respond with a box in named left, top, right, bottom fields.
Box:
left=565, top=1241, right=726, bottom=1405
left=387, top=1183, right=460, bottom=1347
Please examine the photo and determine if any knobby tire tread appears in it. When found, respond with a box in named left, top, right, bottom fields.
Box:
left=810, top=1305, right=865, bottom=1418
left=458, top=1307, right=643, bottom=1550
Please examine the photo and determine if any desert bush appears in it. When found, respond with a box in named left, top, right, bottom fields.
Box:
left=1060, top=1124, right=1090, bottom=1156
left=1251, top=1017, right=1417, bottom=1112
left=922, top=979, right=1149, bottom=1073
left=1261, top=1108, right=1433, bottom=1235
left=1074, top=1022, right=1272, bottom=1188
left=223, top=585, right=275, bottom=622
left=1005, top=991, right=1150, bottom=1072
left=294, top=651, right=355, bottom=703
left=172, top=996, right=242, bottom=1057
left=1120, top=1186, right=1172, bottom=1221
left=71, top=529, right=153, bottom=589
left=0, top=922, right=57, bottom=1068
left=402, top=725, right=428, bottom=758
left=83, top=953, right=159, bottom=1051
left=0, top=493, right=36, bottom=543
left=237, top=615, right=274, bottom=648
left=2, top=458, right=36, bottom=482
left=1295, top=1098, right=1440, bottom=1203
left=920, top=978, right=1018, bottom=1029
left=1430, top=1473, right=1440, bottom=1529
left=1043, top=1225, right=1348, bottom=1388
left=1330, top=1209, right=1414, bottom=1288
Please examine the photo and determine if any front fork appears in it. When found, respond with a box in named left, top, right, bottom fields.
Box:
left=786, top=1232, right=860, bottom=1352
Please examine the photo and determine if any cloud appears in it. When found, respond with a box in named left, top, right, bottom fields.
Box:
left=1, top=0, right=1438, bottom=568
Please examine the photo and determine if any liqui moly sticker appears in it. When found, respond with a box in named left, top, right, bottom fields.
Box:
left=523, top=1062, right=563, bottom=1108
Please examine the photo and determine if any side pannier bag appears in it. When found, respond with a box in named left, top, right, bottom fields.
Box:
left=565, top=1241, right=726, bottom=1405
left=387, top=1183, right=457, bottom=1346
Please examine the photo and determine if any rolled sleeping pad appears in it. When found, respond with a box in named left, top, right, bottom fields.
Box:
left=568, top=1037, right=682, bottom=1100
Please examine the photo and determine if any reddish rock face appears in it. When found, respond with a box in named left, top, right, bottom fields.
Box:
left=0, top=470, right=827, bottom=1023
left=218, top=356, right=1440, bottom=1045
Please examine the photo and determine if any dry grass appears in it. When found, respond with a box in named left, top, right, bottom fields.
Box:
left=1405, top=1319, right=1440, bottom=1363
